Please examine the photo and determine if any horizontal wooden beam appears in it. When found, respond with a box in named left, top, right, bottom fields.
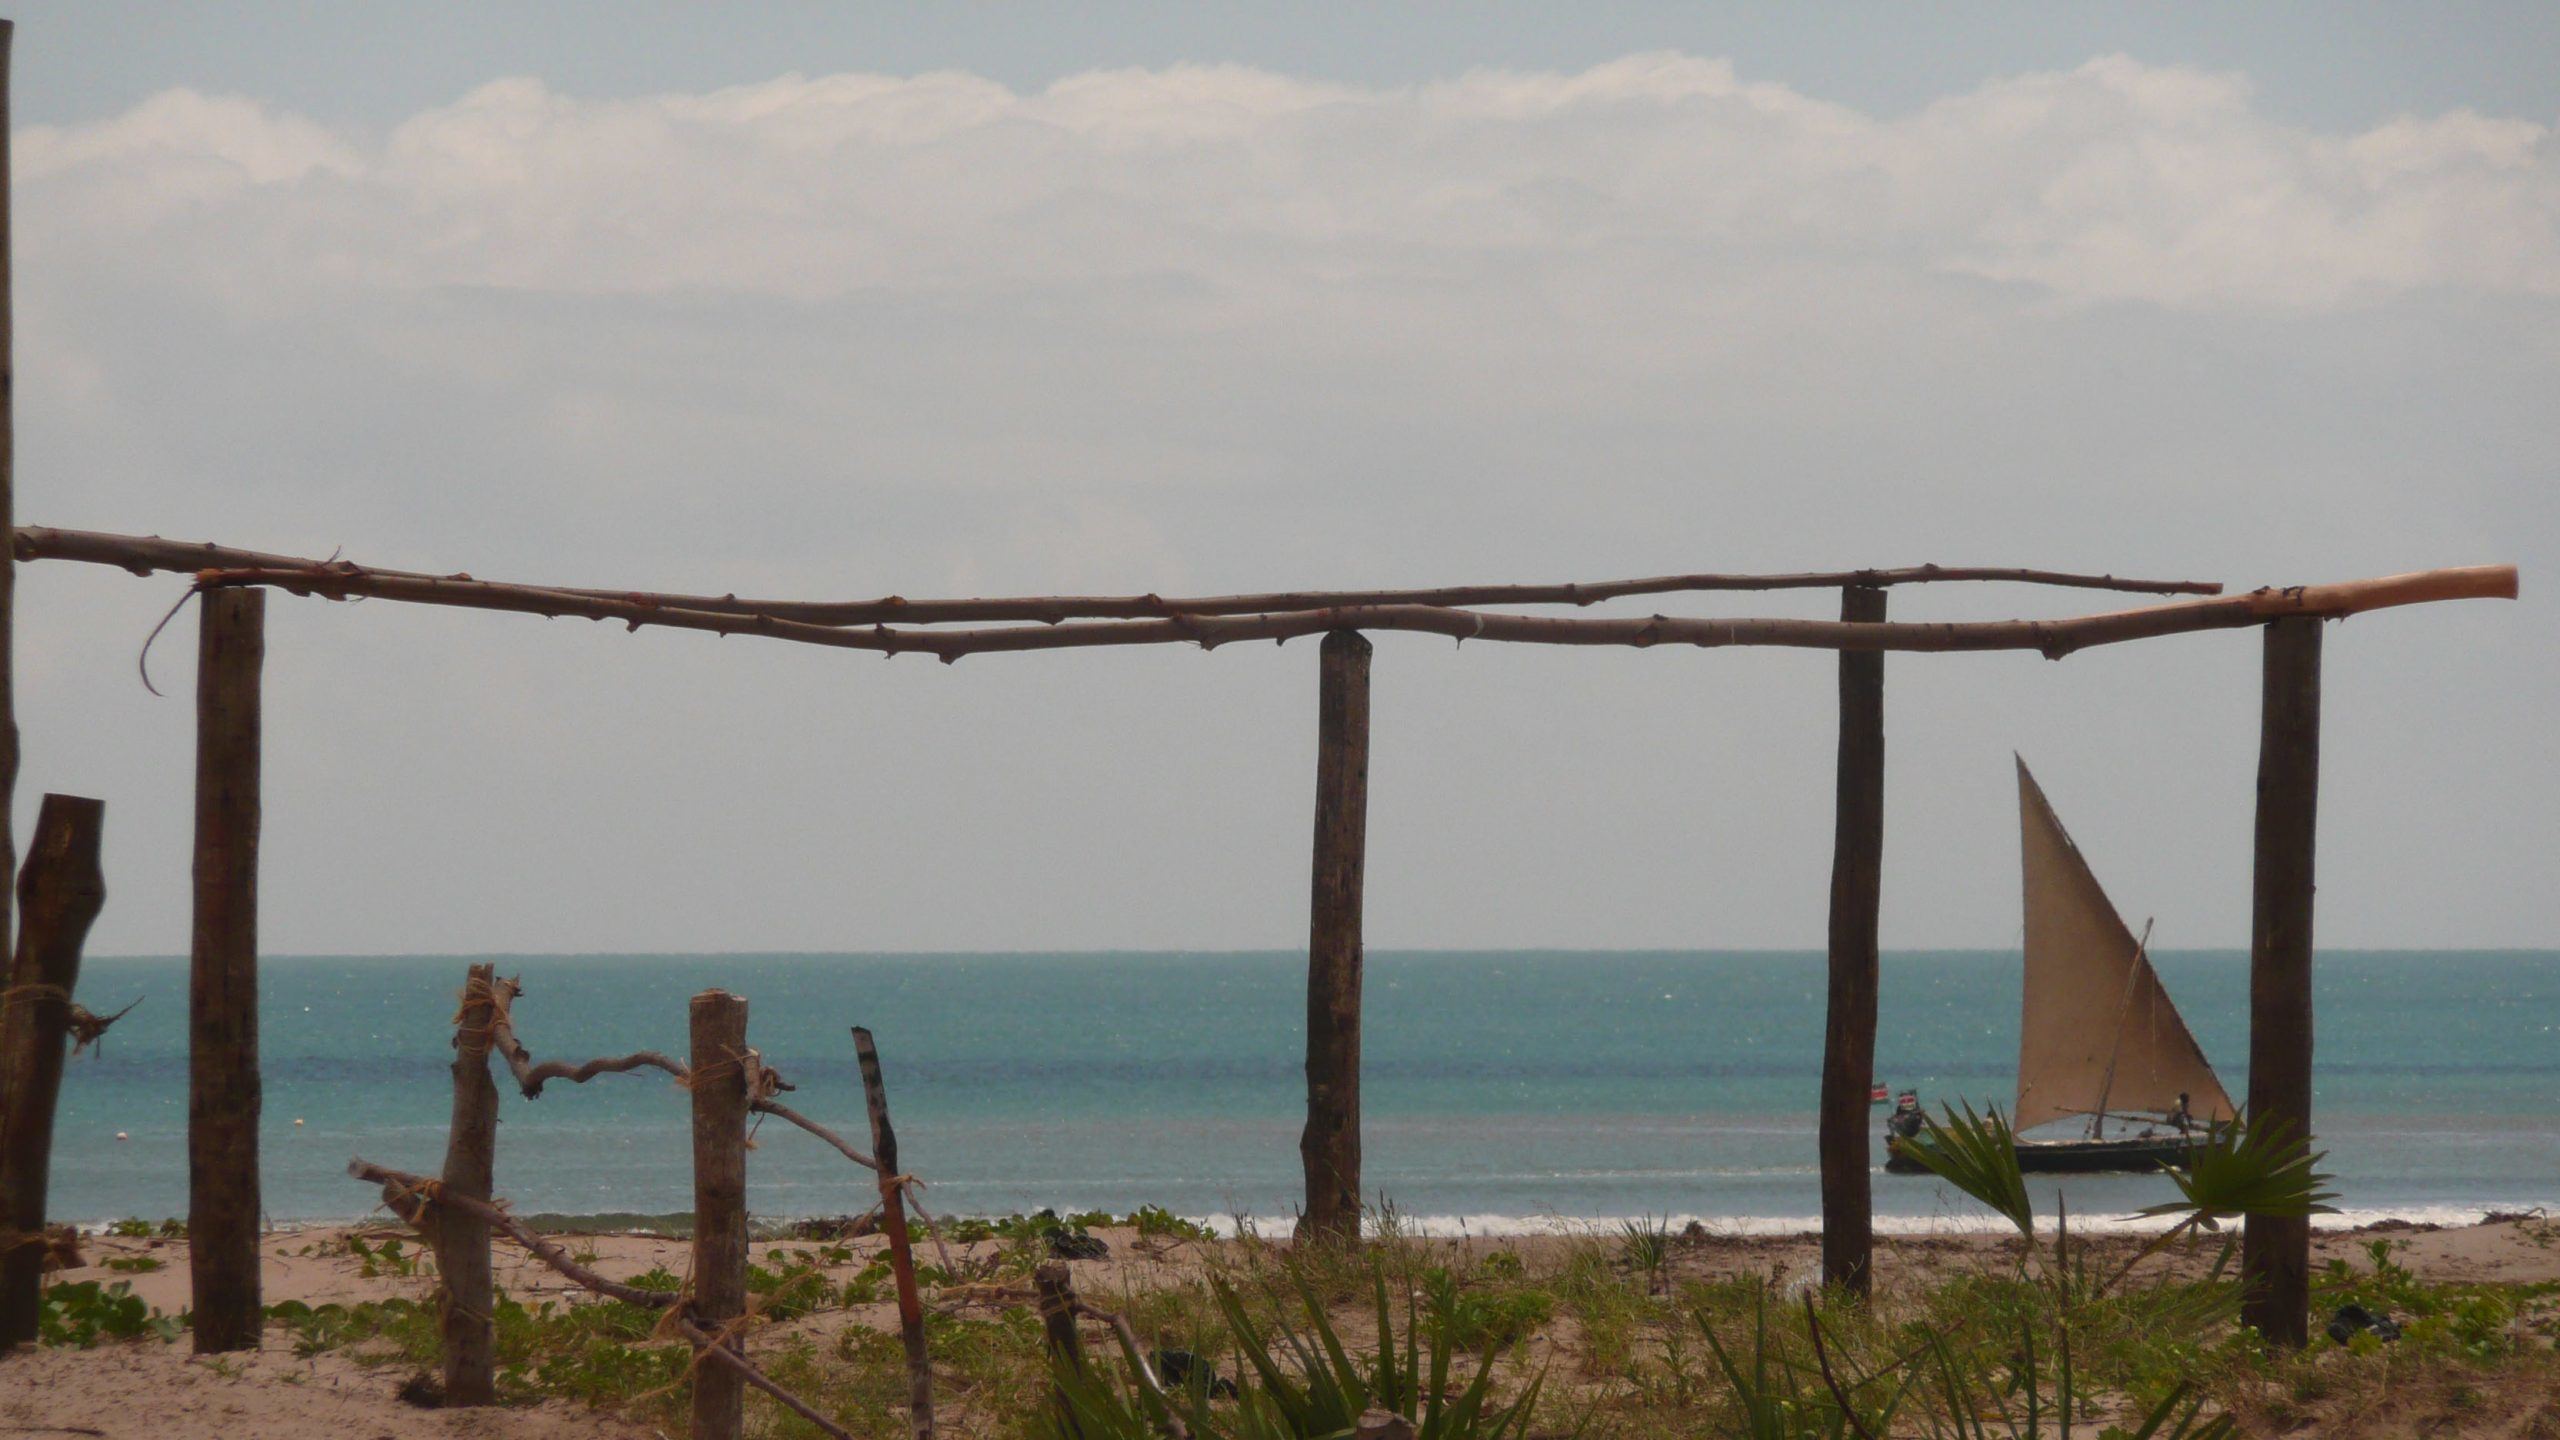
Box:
left=13, top=525, right=2221, bottom=627
left=7, top=527, right=2512, bottom=662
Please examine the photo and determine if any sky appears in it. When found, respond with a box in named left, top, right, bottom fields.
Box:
left=7, top=3, right=2555, bottom=956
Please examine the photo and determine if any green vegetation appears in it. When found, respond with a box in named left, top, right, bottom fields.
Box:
left=24, top=1183, right=2557, bottom=1437
left=37, top=1279, right=184, bottom=1346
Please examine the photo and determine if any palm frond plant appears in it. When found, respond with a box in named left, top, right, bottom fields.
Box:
left=2100, top=1113, right=2338, bottom=1298
left=1048, top=1265, right=1548, bottom=1440
left=1899, top=1100, right=2035, bottom=1241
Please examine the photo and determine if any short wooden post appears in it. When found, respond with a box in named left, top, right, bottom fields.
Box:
left=1298, top=629, right=1371, bottom=1245
left=0, top=794, right=107, bottom=1345
left=1033, top=1259, right=1085, bottom=1411
left=435, top=963, right=501, bottom=1404
left=855, top=1026, right=936, bottom=1440
left=689, top=990, right=750, bottom=1440
left=2241, top=616, right=2321, bottom=1348
left=190, top=587, right=265, bottom=1352
left=1820, top=585, right=1885, bottom=1297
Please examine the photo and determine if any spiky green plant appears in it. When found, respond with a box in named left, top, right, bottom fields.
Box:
left=1043, top=1265, right=1549, bottom=1440
left=1899, top=1100, right=2034, bottom=1240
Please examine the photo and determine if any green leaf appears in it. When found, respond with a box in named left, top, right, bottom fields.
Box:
left=2135, top=1112, right=2340, bottom=1226
left=1901, top=1100, right=2036, bottom=1239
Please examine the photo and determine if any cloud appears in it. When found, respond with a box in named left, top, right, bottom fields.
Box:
left=7, top=53, right=2554, bottom=955
left=18, top=54, right=2557, bottom=311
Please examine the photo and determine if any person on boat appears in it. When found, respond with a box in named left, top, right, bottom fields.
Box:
left=1887, top=1090, right=1924, bottom=1141
left=2164, top=1092, right=2193, bottom=1134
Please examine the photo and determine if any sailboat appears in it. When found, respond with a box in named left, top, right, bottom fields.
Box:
left=1885, top=757, right=2237, bottom=1175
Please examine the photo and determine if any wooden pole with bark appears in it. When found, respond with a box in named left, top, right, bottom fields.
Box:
left=436, top=963, right=502, bottom=1403
left=855, top=1025, right=936, bottom=1440
left=689, top=990, right=750, bottom=1440
left=190, top=587, right=265, bottom=1352
left=0, top=794, right=106, bottom=1345
left=1299, top=629, right=1371, bottom=1245
left=2241, top=617, right=2321, bottom=1348
left=1820, top=587, right=1887, bottom=1297
left=0, top=23, right=20, bottom=1075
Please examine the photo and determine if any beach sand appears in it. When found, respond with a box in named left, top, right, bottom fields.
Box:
left=2, top=1214, right=2555, bottom=1437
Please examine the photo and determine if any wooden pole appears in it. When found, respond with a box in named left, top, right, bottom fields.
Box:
left=1298, top=629, right=1371, bottom=1245
left=0, top=22, right=21, bottom=1064
left=688, top=990, right=750, bottom=1440
left=0, top=794, right=106, bottom=1345
left=2241, top=616, right=2321, bottom=1348
left=1820, top=587, right=1886, bottom=1297
left=1033, top=1259, right=1085, bottom=1412
left=190, top=587, right=264, bottom=1352
left=435, top=963, right=501, bottom=1404
left=855, top=1026, right=936, bottom=1440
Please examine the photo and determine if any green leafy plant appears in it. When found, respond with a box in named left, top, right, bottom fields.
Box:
left=39, top=1280, right=183, bottom=1346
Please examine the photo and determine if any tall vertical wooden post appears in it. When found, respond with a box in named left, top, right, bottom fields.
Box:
left=0, top=794, right=107, bottom=1345
left=190, top=587, right=265, bottom=1352
left=0, top=20, right=22, bottom=1028
left=1820, top=586, right=1886, bottom=1296
left=1298, top=629, right=1371, bottom=1244
left=689, top=990, right=750, bottom=1440
left=435, top=963, right=501, bottom=1404
left=2241, top=616, right=2321, bottom=1348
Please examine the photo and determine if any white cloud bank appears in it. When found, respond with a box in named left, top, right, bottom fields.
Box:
left=20, top=54, right=2559, bottom=311
left=9, top=54, right=2555, bottom=956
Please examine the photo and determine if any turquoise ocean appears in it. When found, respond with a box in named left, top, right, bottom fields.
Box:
left=42, top=951, right=2560, bottom=1233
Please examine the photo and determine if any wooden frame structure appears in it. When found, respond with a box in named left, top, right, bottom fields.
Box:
left=0, top=26, right=2522, bottom=1357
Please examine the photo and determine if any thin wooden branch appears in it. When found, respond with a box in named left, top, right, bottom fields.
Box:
left=1073, top=1300, right=1190, bottom=1438
left=348, top=1159, right=678, bottom=1307
left=483, top=977, right=686, bottom=1098
left=752, top=1098, right=880, bottom=1172
left=130, top=560, right=2512, bottom=663
left=348, top=1159, right=856, bottom=1440
left=12, top=526, right=2224, bottom=628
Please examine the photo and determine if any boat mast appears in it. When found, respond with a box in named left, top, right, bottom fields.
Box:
left=2085, top=917, right=2155, bottom=1140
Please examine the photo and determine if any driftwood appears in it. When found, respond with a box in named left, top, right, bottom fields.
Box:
left=348, top=1159, right=856, bottom=1440
left=856, top=1027, right=936, bottom=1440
left=76, top=557, right=2514, bottom=664
left=12, top=526, right=2225, bottom=629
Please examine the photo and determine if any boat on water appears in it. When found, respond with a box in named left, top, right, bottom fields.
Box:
left=1886, top=757, right=2238, bottom=1176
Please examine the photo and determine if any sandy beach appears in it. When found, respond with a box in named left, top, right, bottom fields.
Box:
left=4, top=1212, right=2554, bottom=1438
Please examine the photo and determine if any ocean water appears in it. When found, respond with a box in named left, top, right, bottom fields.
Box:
left=40, top=950, right=2560, bottom=1233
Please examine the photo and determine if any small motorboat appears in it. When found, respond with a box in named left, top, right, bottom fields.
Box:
left=1886, top=759, right=2237, bottom=1176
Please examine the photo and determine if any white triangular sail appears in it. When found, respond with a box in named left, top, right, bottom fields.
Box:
left=2014, top=758, right=2235, bottom=1132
